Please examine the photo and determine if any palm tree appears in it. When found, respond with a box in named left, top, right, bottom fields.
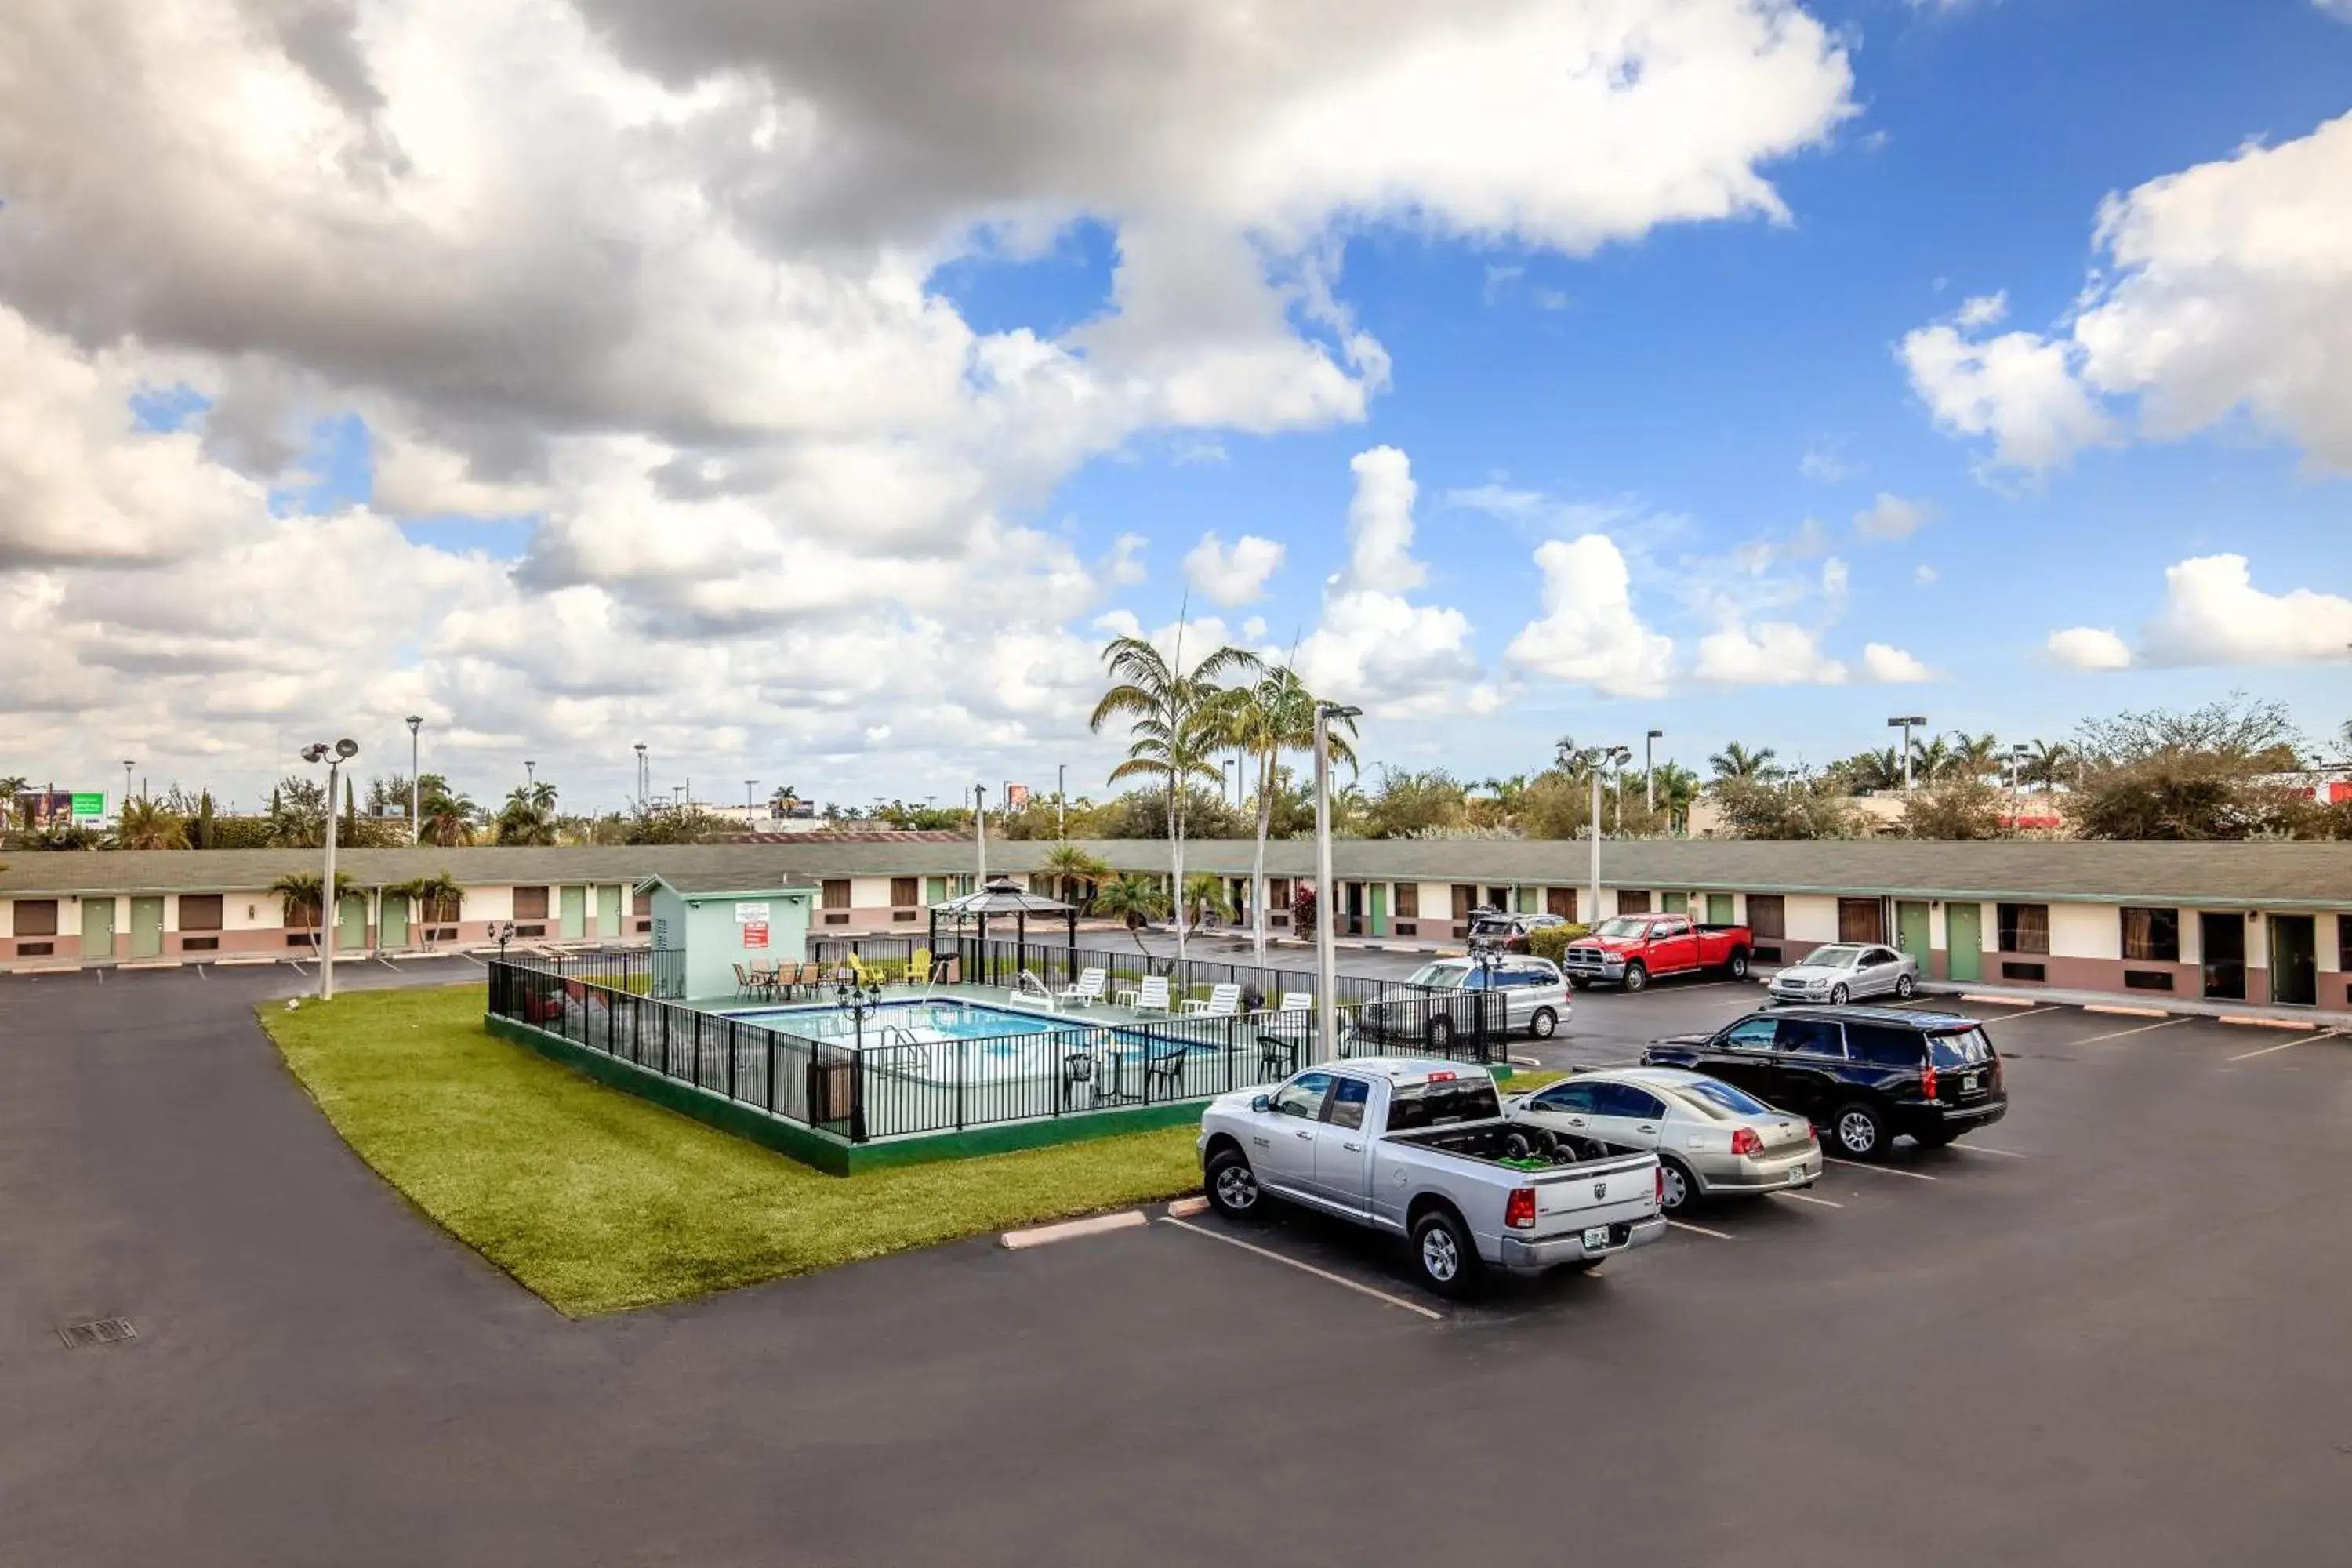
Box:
left=1181, top=872, right=1233, bottom=930
left=268, top=870, right=357, bottom=941
left=1951, top=731, right=2004, bottom=782
left=1090, top=873, right=1168, bottom=963
left=1840, top=746, right=1904, bottom=793
left=1210, top=661, right=1356, bottom=959
left=385, top=873, right=463, bottom=940
left=1089, top=629, right=1257, bottom=964
left=495, top=782, right=559, bottom=846
left=1708, top=742, right=1781, bottom=784
left=116, top=796, right=190, bottom=850
left=1651, top=762, right=1702, bottom=834
left=418, top=775, right=477, bottom=847
left=1040, top=843, right=1111, bottom=909
left=2018, top=739, right=2077, bottom=791
left=1908, top=734, right=1955, bottom=786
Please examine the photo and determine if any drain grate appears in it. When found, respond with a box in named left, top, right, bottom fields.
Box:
left=57, top=1317, right=138, bottom=1349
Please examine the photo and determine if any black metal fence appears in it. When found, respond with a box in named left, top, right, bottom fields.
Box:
left=490, top=938, right=1497, bottom=1152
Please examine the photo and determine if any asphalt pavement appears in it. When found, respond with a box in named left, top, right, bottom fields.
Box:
left=4, top=953, right=2350, bottom=1566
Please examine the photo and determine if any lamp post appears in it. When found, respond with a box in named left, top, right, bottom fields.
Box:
left=524, top=759, right=536, bottom=789
left=122, top=759, right=134, bottom=816
left=299, top=739, right=359, bottom=1000
left=2008, top=742, right=2031, bottom=829
left=1313, top=702, right=1363, bottom=1065
left=745, top=779, right=758, bottom=826
left=406, top=716, right=423, bottom=844
left=633, top=742, right=647, bottom=804
left=1888, top=716, right=1928, bottom=792
left=1056, top=763, right=1066, bottom=841
left=834, top=973, right=886, bottom=1049
left=1587, top=746, right=1630, bottom=925
left=1645, top=729, right=1664, bottom=813
left=974, top=784, right=988, bottom=887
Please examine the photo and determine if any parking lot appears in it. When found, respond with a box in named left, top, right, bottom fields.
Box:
left=5, top=954, right=2350, bottom=1566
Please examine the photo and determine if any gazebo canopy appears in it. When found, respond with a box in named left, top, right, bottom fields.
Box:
left=931, top=876, right=1074, bottom=920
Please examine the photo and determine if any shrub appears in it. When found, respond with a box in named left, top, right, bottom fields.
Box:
left=1529, top=924, right=1590, bottom=964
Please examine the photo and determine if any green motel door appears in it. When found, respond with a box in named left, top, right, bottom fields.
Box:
left=129, top=897, right=165, bottom=959
left=81, top=897, right=117, bottom=960
left=597, top=885, right=622, bottom=938
left=336, top=893, right=368, bottom=952
left=560, top=884, right=586, bottom=940
left=1896, top=901, right=1933, bottom=973
left=1944, top=902, right=1984, bottom=982
left=382, top=893, right=412, bottom=949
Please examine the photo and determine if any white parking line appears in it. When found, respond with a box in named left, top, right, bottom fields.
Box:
left=2226, top=1030, right=2340, bottom=1064
left=1159, top=1217, right=1444, bottom=1321
left=1948, top=1144, right=2029, bottom=1159
left=1770, top=1191, right=1844, bottom=1209
left=1666, top=1218, right=1737, bottom=1239
left=2075, top=1016, right=2192, bottom=1045
left=1822, top=1156, right=1939, bottom=1181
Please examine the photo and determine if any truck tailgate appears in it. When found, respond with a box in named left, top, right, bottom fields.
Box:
left=1526, top=1156, right=1657, bottom=1240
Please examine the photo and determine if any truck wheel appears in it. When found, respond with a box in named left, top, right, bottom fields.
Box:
left=1410, top=1207, right=1483, bottom=1298
left=1828, top=982, right=1850, bottom=1006
left=1529, top=1007, right=1558, bottom=1040
left=1622, top=963, right=1650, bottom=993
left=1659, top=1156, right=1698, bottom=1214
left=1831, top=1102, right=1889, bottom=1160
left=1726, top=949, right=1749, bottom=980
left=1204, top=1149, right=1264, bottom=1219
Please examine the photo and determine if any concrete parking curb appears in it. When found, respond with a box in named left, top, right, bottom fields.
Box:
left=2083, top=1003, right=2170, bottom=1018
left=2217, top=1014, right=2320, bottom=1031
left=1000, top=1211, right=1148, bottom=1249
left=1166, top=1196, right=1210, bottom=1218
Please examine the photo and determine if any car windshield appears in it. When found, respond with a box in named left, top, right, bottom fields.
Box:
left=1806, top=946, right=1864, bottom=969
left=1592, top=917, right=1651, bottom=938
left=1406, top=963, right=1468, bottom=990
left=1671, top=1077, right=1773, bottom=1118
left=1929, top=1027, right=1994, bottom=1067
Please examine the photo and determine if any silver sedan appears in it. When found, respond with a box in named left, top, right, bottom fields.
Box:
left=1506, top=1067, right=1820, bottom=1214
left=1766, top=942, right=1920, bottom=1005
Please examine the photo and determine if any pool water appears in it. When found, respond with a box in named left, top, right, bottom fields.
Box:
left=729, top=999, right=1088, bottom=1047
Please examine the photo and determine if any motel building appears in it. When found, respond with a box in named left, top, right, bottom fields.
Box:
left=2, top=840, right=2347, bottom=1013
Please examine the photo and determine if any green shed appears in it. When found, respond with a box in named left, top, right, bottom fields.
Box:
left=634, top=873, right=816, bottom=1000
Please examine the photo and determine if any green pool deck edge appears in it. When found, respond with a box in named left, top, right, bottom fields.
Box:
left=486, top=1013, right=1217, bottom=1174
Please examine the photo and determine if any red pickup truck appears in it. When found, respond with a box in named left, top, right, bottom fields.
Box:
left=1559, top=914, right=1753, bottom=992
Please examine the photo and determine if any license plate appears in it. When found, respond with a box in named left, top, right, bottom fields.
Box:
left=1962, top=1072, right=1980, bottom=1092
left=1787, top=1167, right=1808, bottom=1185
left=1581, top=1225, right=1609, bottom=1250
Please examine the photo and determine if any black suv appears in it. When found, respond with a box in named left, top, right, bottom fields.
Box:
left=1640, top=1006, right=2005, bottom=1160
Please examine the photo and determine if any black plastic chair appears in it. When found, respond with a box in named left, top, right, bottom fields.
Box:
left=1144, top=1047, right=1189, bottom=1099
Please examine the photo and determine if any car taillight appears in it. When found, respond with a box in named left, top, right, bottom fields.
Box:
left=1922, top=1062, right=1939, bottom=1101
left=1428, top=1069, right=1457, bottom=1083
left=1730, top=1127, right=1764, bottom=1158
left=1505, top=1187, right=1537, bottom=1230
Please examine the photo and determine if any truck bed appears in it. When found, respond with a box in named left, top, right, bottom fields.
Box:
left=1387, top=1118, right=1647, bottom=1173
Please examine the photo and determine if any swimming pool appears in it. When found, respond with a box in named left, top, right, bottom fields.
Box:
left=728, top=999, right=1091, bottom=1047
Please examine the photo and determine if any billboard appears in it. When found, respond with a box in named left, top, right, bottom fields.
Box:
left=13, top=792, right=102, bottom=829
left=1005, top=783, right=1031, bottom=808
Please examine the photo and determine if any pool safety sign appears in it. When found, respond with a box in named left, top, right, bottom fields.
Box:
left=742, top=923, right=770, bottom=949
left=733, top=902, right=770, bottom=924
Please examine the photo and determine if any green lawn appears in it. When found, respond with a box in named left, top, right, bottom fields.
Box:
left=261, top=985, right=1202, bottom=1316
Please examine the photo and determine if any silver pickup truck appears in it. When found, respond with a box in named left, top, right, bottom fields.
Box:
left=1198, top=1057, right=1667, bottom=1297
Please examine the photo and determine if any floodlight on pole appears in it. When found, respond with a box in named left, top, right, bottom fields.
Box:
left=633, top=742, right=647, bottom=803
left=1645, top=730, right=1664, bottom=813
left=299, top=739, right=358, bottom=1002
left=1587, top=746, right=1630, bottom=923
left=122, top=759, right=134, bottom=815
left=406, top=716, right=423, bottom=844
left=1313, top=702, right=1363, bottom=1065
left=1888, top=715, right=1928, bottom=792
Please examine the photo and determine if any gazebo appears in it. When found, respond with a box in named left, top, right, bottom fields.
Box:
left=926, top=877, right=1077, bottom=987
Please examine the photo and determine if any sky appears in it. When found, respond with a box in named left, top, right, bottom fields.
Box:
left=1, top=0, right=2347, bottom=815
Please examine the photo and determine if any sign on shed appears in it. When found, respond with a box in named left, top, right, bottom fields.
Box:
left=734, top=902, right=770, bottom=924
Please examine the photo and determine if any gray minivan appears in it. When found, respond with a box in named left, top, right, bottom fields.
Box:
left=1403, top=956, right=1573, bottom=1039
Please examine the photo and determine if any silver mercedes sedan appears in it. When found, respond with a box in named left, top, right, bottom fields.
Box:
left=1766, top=942, right=1921, bottom=1005
left=1506, top=1067, right=1820, bottom=1214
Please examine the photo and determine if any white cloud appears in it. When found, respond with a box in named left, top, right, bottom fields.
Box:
left=1860, top=642, right=1933, bottom=682
left=1820, top=556, right=1849, bottom=604
left=1297, top=446, right=1483, bottom=716
left=1693, top=621, right=1847, bottom=685
left=1954, top=291, right=2009, bottom=330
left=0, top=0, right=1859, bottom=794
left=1504, top=535, right=1675, bottom=699
left=1798, top=438, right=1858, bottom=483
left=1899, top=321, right=2118, bottom=475
left=1907, top=111, right=2352, bottom=476
left=1730, top=517, right=1831, bottom=572
left=1854, top=492, right=1934, bottom=541
left=2317, top=2, right=2352, bottom=24
left=2047, top=626, right=2134, bottom=670
left=1181, top=532, right=1286, bottom=607
left=1915, top=564, right=1939, bottom=586
left=2143, top=554, right=2352, bottom=665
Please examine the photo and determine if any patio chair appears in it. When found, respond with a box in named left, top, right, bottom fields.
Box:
left=1144, top=1045, right=1191, bottom=1098
left=1057, top=966, right=1108, bottom=1007
left=731, top=962, right=757, bottom=1000
left=1257, top=1033, right=1298, bottom=1080
left=1181, top=982, right=1242, bottom=1018
left=1131, top=975, right=1173, bottom=1016
left=1060, top=1048, right=1098, bottom=1109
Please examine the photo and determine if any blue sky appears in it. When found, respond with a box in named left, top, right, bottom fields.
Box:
left=5, top=0, right=2347, bottom=810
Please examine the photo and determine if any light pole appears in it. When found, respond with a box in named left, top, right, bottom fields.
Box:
left=407, top=719, right=426, bottom=846
left=633, top=742, right=647, bottom=804
left=2008, top=742, right=2031, bottom=828
left=1889, top=716, right=1927, bottom=792
left=300, top=739, right=358, bottom=1000
left=746, top=779, right=758, bottom=826
left=1645, top=729, right=1664, bottom=813
left=1056, top=763, right=1066, bottom=841
left=122, top=759, right=134, bottom=815
left=974, top=784, right=988, bottom=887
left=1313, top=702, right=1363, bottom=1065
left=524, top=759, right=536, bottom=790
left=1587, top=746, right=1630, bottom=924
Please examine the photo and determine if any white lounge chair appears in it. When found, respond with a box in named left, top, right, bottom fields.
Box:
left=1057, top=967, right=1108, bottom=1007
left=1131, top=975, right=1173, bottom=1016
left=1181, top=982, right=1242, bottom=1018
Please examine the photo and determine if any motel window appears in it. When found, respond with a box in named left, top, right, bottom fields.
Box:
left=1997, top=902, right=2050, bottom=955
left=633, top=888, right=652, bottom=916
left=179, top=894, right=223, bottom=931
left=2340, top=915, right=2352, bottom=971
left=1394, top=883, right=1419, bottom=920
left=821, top=880, right=852, bottom=909
left=891, top=877, right=919, bottom=907
left=1546, top=887, right=1576, bottom=921
left=1838, top=898, right=1885, bottom=945
left=282, top=891, right=322, bottom=928
left=1485, top=887, right=1512, bottom=913
left=512, top=886, right=550, bottom=921
left=424, top=889, right=463, bottom=925
left=1616, top=891, right=1651, bottom=915
left=1744, top=895, right=1787, bottom=939
left=2121, top=907, right=2180, bottom=964
left=13, top=899, right=59, bottom=937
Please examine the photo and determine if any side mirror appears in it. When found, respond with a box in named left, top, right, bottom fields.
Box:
left=1250, top=1094, right=1272, bottom=1114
